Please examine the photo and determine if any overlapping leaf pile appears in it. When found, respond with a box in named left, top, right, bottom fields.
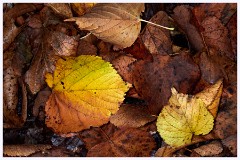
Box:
left=3, top=3, right=236, bottom=157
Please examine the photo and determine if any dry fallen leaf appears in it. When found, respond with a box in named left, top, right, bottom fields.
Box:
left=65, top=3, right=145, bottom=48
left=201, top=16, right=234, bottom=60
left=196, top=79, right=223, bottom=117
left=193, top=140, right=223, bottom=157
left=172, top=5, right=204, bottom=52
left=193, top=3, right=237, bottom=25
left=110, top=104, right=156, bottom=128
left=45, top=55, right=131, bottom=134
left=133, top=51, right=200, bottom=115
left=79, top=123, right=118, bottom=150
left=71, top=3, right=96, bottom=16
left=3, top=144, right=51, bottom=157
left=157, top=79, right=223, bottom=148
left=141, top=11, right=173, bottom=55
left=112, top=54, right=136, bottom=84
left=87, top=128, right=156, bottom=157
left=46, top=3, right=73, bottom=18
left=157, top=91, right=214, bottom=147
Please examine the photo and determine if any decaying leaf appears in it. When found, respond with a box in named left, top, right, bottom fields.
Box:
left=46, top=3, right=73, bottom=18
left=3, top=19, right=22, bottom=51
left=3, top=49, right=27, bottom=128
left=133, top=51, right=200, bottom=115
left=112, top=54, right=136, bottom=84
left=110, top=104, right=156, bottom=128
left=157, top=79, right=223, bottom=147
left=87, top=128, right=156, bottom=157
left=79, top=123, right=118, bottom=150
left=196, top=79, right=223, bottom=117
left=157, top=92, right=214, bottom=147
left=221, top=134, right=237, bottom=156
left=141, top=11, right=173, bottom=55
left=193, top=3, right=237, bottom=25
left=71, top=3, right=96, bottom=16
left=193, top=140, right=223, bottom=157
left=201, top=16, right=234, bottom=61
left=172, top=5, right=204, bottom=52
left=45, top=55, right=131, bottom=134
left=3, top=144, right=51, bottom=157
left=65, top=3, right=145, bottom=48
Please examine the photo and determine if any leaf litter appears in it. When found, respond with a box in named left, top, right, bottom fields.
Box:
left=3, top=3, right=237, bottom=157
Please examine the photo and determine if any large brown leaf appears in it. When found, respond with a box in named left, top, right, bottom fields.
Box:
left=133, top=51, right=200, bottom=115
left=65, top=3, right=145, bottom=48
left=87, top=128, right=156, bottom=157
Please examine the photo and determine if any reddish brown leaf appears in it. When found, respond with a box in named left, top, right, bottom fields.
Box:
left=3, top=144, right=51, bottom=157
left=193, top=141, right=223, bottom=157
left=110, top=104, right=156, bottom=128
left=172, top=5, right=204, bottom=52
left=87, top=128, right=156, bottom=157
left=193, top=3, right=237, bottom=25
left=77, top=40, right=97, bottom=56
left=3, top=19, right=22, bottom=51
left=201, top=16, right=234, bottom=61
left=79, top=123, right=118, bottom=150
left=112, top=54, right=136, bottom=84
left=197, top=52, right=222, bottom=85
left=221, top=134, right=237, bottom=156
left=50, top=31, right=79, bottom=56
left=3, top=4, right=43, bottom=22
left=214, top=107, right=237, bottom=139
left=123, top=37, right=153, bottom=61
left=46, top=3, right=73, bottom=18
left=227, top=13, right=237, bottom=59
left=141, top=11, right=173, bottom=55
left=133, top=51, right=200, bottom=115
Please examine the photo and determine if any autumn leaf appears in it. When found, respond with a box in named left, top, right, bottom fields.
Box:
left=157, top=79, right=223, bottom=147
left=110, top=104, right=156, bottom=128
left=65, top=3, right=145, bottom=48
left=196, top=79, right=223, bottom=117
left=87, top=128, right=156, bottom=157
left=71, top=3, right=96, bottom=16
left=157, top=94, right=214, bottom=147
left=3, top=144, right=51, bottom=157
left=45, top=55, right=131, bottom=134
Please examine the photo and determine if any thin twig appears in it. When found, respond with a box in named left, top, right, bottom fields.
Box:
left=139, top=19, right=174, bottom=31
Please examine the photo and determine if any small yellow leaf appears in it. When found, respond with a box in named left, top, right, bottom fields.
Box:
left=65, top=3, right=145, bottom=48
left=196, top=79, right=223, bottom=117
left=45, top=55, right=131, bottom=134
left=157, top=90, right=214, bottom=147
left=157, top=79, right=223, bottom=147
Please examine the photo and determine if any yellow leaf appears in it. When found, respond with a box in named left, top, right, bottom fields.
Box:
left=65, top=3, right=145, bottom=48
left=196, top=79, right=223, bottom=117
left=157, top=80, right=223, bottom=147
left=45, top=55, right=131, bottom=134
left=157, top=95, right=214, bottom=147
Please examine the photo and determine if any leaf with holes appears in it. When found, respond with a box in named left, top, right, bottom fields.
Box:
left=65, top=3, right=144, bottom=48
left=45, top=55, right=131, bottom=134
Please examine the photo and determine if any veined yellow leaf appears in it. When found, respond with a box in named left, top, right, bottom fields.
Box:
left=45, top=55, right=131, bottom=134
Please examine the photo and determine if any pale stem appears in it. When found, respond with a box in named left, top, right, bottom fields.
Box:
left=140, top=19, right=174, bottom=31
